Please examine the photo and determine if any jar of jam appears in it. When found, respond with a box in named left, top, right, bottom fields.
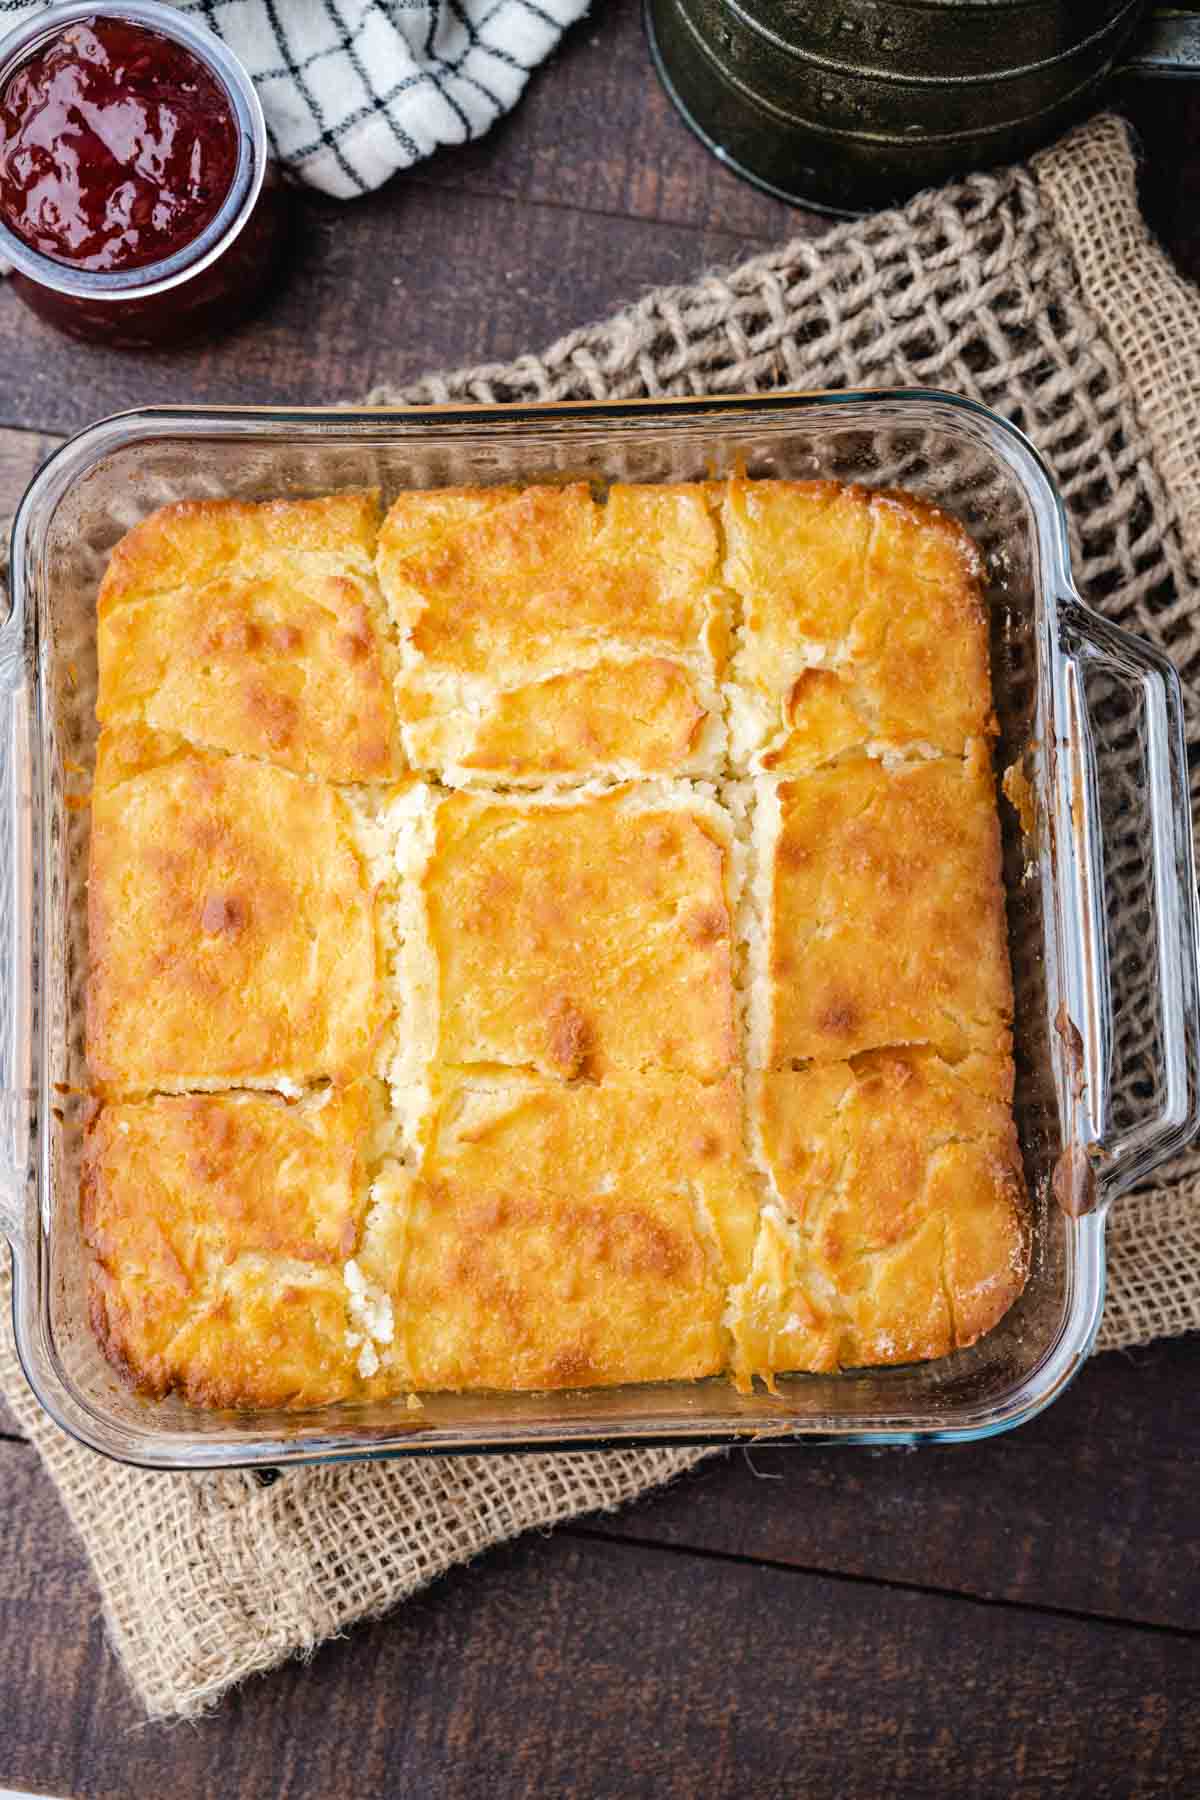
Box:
left=0, top=1, right=286, bottom=346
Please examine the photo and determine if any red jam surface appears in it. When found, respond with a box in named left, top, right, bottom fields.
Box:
left=0, top=16, right=238, bottom=272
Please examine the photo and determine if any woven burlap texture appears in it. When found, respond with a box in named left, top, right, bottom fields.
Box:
left=3, top=111, right=1200, bottom=1721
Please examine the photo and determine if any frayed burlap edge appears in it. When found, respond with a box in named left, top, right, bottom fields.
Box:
left=2, top=113, right=1199, bottom=1720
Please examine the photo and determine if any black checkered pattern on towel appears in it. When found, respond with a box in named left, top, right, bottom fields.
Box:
left=0, top=0, right=589, bottom=196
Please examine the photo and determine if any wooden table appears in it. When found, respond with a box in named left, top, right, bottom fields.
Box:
left=2, top=8, right=1200, bottom=1792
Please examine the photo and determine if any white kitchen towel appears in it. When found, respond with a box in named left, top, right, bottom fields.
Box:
left=1, top=0, right=590, bottom=197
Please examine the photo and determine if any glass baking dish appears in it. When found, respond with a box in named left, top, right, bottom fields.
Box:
left=3, top=390, right=1198, bottom=1469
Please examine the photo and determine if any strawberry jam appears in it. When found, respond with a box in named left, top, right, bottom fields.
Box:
left=0, top=17, right=237, bottom=271
left=0, top=5, right=284, bottom=346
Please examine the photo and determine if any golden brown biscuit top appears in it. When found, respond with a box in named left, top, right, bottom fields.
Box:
left=399, top=655, right=716, bottom=781
left=415, top=785, right=738, bottom=1083
left=82, top=1085, right=378, bottom=1406
left=84, top=476, right=1028, bottom=1407
left=379, top=483, right=720, bottom=674
left=96, top=492, right=399, bottom=782
left=378, top=482, right=727, bottom=778
left=758, top=743, right=1012, bottom=1068
left=724, top=479, right=993, bottom=769
left=375, top=485, right=521, bottom=573
left=84, top=1085, right=373, bottom=1276
left=92, top=720, right=191, bottom=789
left=98, top=490, right=379, bottom=608
left=730, top=1051, right=1028, bottom=1380
left=98, top=567, right=400, bottom=782
left=87, top=738, right=380, bottom=1090
left=724, top=479, right=872, bottom=646
left=368, top=1075, right=756, bottom=1391
left=854, top=491, right=994, bottom=753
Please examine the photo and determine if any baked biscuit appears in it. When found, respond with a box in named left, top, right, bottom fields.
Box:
left=723, top=480, right=993, bottom=770
left=747, top=743, right=1011, bottom=1069
left=729, top=1050, right=1028, bottom=1379
left=83, top=475, right=1030, bottom=1408
left=87, top=733, right=380, bottom=1091
left=377, top=483, right=725, bottom=779
left=390, top=782, right=739, bottom=1088
left=97, top=491, right=401, bottom=782
left=83, top=1085, right=397, bottom=1407
left=360, top=1075, right=759, bottom=1391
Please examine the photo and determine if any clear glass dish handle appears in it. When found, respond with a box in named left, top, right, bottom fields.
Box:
left=1063, top=600, right=1200, bottom=1207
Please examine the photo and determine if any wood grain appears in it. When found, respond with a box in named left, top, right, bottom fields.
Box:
left=1, top=1439, right=1197, bottom=1800
left=0, top=0, right=815, bottom=437
left=0, top=173, right=780, bottom=438
left=0, top=13, right=1198, bottom=1792
left=0, top=426, right=60, bottom=521
left=4, top=1339, right=1200, bottom=1624
left=582, top=1335, right=1200, bottom=1632
left=414, top=0, right=801, bottom=242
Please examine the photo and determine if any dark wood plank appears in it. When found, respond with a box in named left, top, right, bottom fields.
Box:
left=413, top=0, right=804, bottom=242
left=0, top=186, right=775, bottom=438
left=0, top=0, right=816, bottom=440
left=0, top=77, right=1193, bottom=444
left=577, top=1334, right=1200, bottom=1632
left=1, top=1439, right=1197, bottom=1800
left=1, top=40, right=1199, bottom=1800
left=0, top=424, right=61, bottom=518
left=6, top=1340, right=1197, bottom=1627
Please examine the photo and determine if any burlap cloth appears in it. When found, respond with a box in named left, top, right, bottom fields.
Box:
left=4, top=111, right=1200, bottom=1721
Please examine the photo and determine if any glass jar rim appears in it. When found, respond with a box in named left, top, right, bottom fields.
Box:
left=0, top=0, right=268, bottom=301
